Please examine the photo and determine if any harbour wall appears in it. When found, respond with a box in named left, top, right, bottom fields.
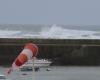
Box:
left=0, top=38, right=100, bottom=66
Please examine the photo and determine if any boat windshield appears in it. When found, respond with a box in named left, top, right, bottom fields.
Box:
left=0, top=75, right=6, bottom=79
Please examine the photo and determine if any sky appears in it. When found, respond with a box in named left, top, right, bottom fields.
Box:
left=0, top=0, right=100, bottom=25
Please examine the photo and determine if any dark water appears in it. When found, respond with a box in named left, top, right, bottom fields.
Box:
left=1, top=66, right=100, bottom=80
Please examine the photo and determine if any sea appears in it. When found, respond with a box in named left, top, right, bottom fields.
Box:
left=1, top=66, right=100, bottom=80
left=0, top=24, right=100, bottom=39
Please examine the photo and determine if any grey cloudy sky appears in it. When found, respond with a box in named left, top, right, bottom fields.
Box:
left=0, top=0, right=100, bottom=25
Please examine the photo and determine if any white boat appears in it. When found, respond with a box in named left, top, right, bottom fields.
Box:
left=33, top=59, right=52, bottom=67
left=20, top=59, right=52, bottom=71
left=0, top=75, right=9, bottom=80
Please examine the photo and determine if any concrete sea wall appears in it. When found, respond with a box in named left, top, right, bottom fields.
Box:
left=0, top=38, right=100, bottom=66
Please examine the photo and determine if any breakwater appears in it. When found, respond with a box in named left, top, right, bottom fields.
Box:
left=0, top=38, right=100, bottom=66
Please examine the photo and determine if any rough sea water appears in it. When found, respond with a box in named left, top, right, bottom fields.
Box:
left=0, top=24, right=100, bottom=39
left=1, top=66, right=100, bottom=80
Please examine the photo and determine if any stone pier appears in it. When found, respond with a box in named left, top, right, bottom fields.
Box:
left=0, top=38, right=100, bottom=66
